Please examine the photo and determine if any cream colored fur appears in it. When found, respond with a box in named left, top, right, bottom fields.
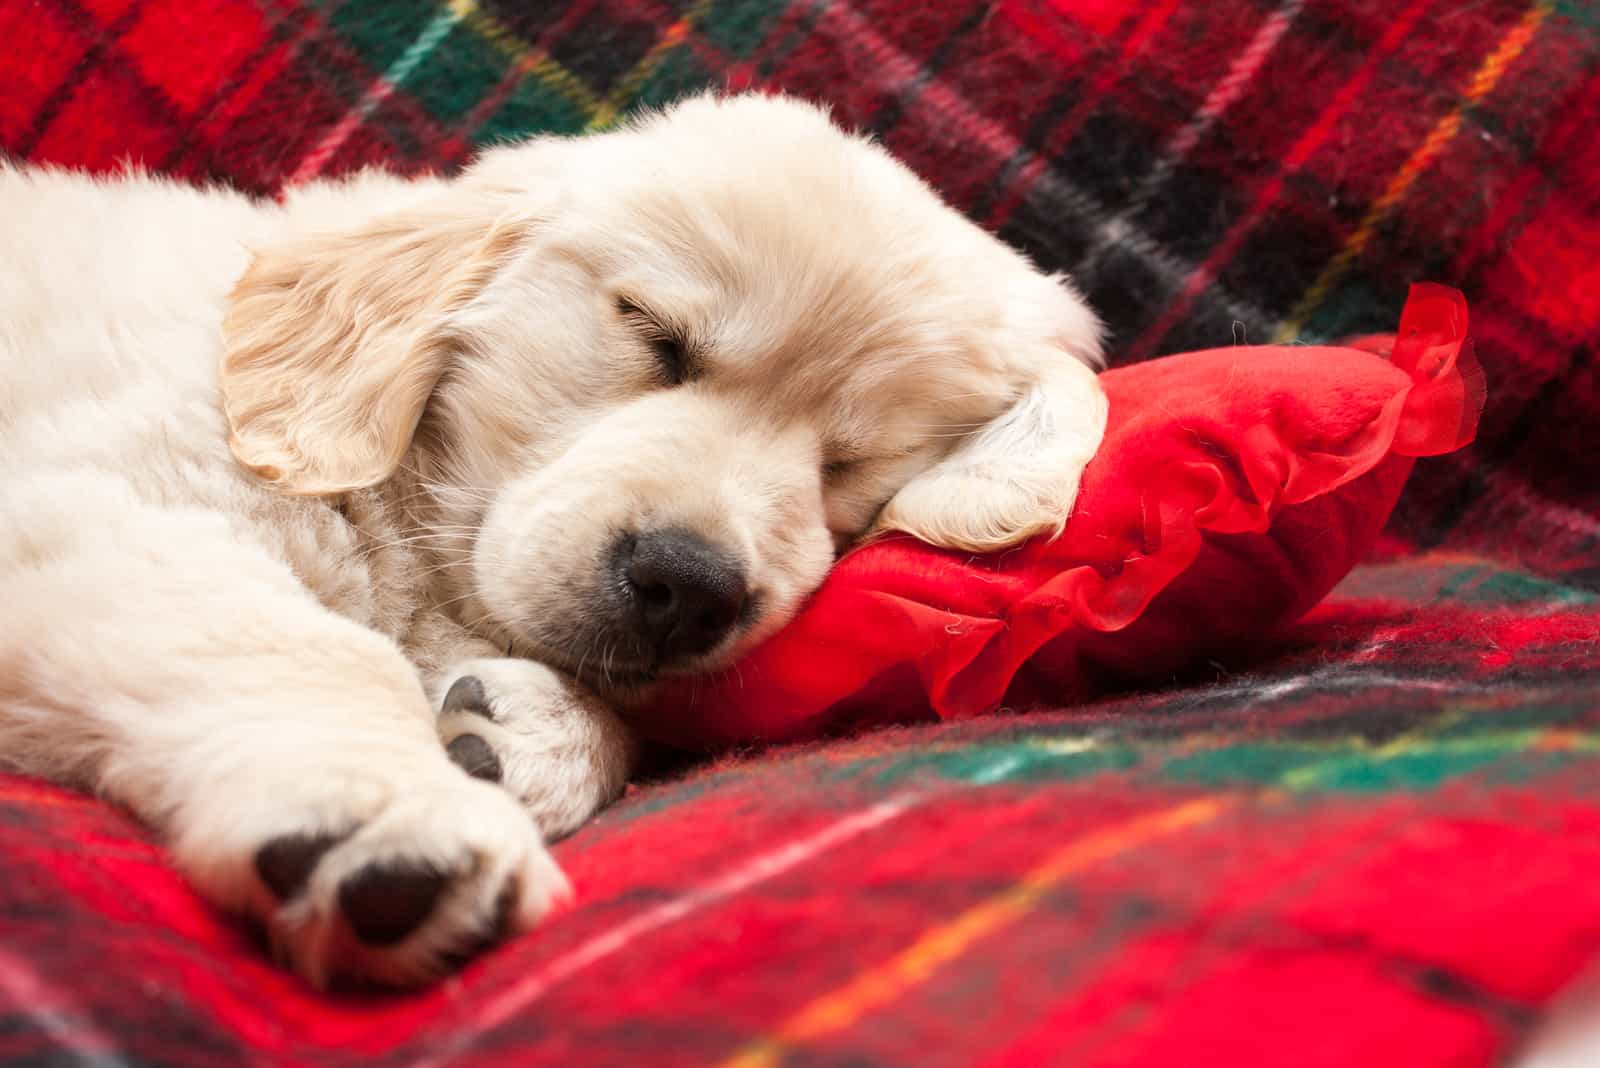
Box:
left=0, top=93, right=1105, bottom=986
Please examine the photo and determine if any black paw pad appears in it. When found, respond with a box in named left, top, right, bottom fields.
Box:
left=489, top=874, right=520, bottom=941
left=338, top=861, right=450, bottom=946
left=447, top=733, right=502, bottom=784
left=441, top=676, right=493, bottom=720
left=256, top=831, right=347, bottom=900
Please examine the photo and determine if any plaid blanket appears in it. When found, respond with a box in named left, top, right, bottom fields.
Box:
left=3, top=0, right=1599, bottom=1064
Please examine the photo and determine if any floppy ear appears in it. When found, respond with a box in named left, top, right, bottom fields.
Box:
left=219, top=198, right=530, bottom=495
left=876, top=275, right=1108, bottom=552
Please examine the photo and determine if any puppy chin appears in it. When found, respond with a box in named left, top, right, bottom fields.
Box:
left=594, top=646, right=740, bottom=716
left=492, top=610, right=743, bottom=699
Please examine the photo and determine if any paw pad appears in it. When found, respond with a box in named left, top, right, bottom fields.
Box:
left=441, top=676, right=493, bottom=719
left=337, top=860, right=451, bottom=946
left=256, top=831, right=348, bottom=900
left=446, top=733, right=502, bottom=783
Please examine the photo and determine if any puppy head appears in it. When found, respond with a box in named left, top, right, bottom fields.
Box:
left=220, top=93, right=1105, bottom=695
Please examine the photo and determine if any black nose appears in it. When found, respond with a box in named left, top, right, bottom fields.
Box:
left=620, top=529, right=747, bottom=661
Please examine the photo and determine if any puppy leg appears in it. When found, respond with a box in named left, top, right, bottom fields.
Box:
left=412, top=621, right=635, bottom=839
left=0, top=504, right=564, bottom=987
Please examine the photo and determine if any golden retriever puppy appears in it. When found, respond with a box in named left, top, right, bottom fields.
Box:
left=0, top=93, right=1105, bottom=986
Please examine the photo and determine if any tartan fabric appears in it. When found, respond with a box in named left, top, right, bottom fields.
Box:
left=2, top=0, right=1599, bottom=1065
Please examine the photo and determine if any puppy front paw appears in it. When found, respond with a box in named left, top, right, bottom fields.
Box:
left=214, top=771, right=566, bottom=988
left=436, top=658, right=635, bottom=839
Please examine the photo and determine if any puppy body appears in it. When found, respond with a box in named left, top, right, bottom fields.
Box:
left=0, top=94, right=1105, bottom=985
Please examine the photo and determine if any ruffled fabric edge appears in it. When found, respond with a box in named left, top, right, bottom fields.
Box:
left=923, top=284, right=1485, bottom=719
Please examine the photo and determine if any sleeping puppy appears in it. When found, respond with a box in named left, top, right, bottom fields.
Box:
left=0, top=93, right=1105, bottom=986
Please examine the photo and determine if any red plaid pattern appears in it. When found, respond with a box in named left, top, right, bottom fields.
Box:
left=3, top=0, right=1600, bottom=1065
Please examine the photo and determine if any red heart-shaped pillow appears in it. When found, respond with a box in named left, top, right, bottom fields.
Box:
left=636, top=285, right=1484, bottom=750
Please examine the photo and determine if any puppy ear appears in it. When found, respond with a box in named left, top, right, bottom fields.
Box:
left=876, top=276, right=1107, bottom=552
left=219, top=198, right=529, bottom=495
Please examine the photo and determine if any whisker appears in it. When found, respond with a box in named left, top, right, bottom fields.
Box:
left=389, top=465, right=500, bottom=504
left=430, top=589, right=484, bottom=613
left=357, top=540, right=478, bottom=557
left=573, top=637, right=596, bottom=686
left=409, top=560, right=472, bottom=580
left=357, top=529, right=479, bottom=546
left=363, top=536, right=478, bottom=548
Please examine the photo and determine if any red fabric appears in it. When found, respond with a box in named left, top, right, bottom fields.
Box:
left=640, top=284, right=1486, bottom=750
left=2, top=2, right=1599, bottom=1064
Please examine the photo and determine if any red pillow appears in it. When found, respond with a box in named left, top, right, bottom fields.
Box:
left=636, top=285, right=1485, bottom=750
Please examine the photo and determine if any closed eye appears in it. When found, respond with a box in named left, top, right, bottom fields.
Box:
left=821, top=445, right=871, bottom=483
left=647, top=334, right=689, bottom=386
left=823, top=446, right=917, bottom=487
left=617, top=297, right=693, bottom=386
left=822, top=458, right=859, bottom=482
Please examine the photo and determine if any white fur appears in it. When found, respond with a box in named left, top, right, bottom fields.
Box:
left=0, top=93, right=1104, bottom=986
